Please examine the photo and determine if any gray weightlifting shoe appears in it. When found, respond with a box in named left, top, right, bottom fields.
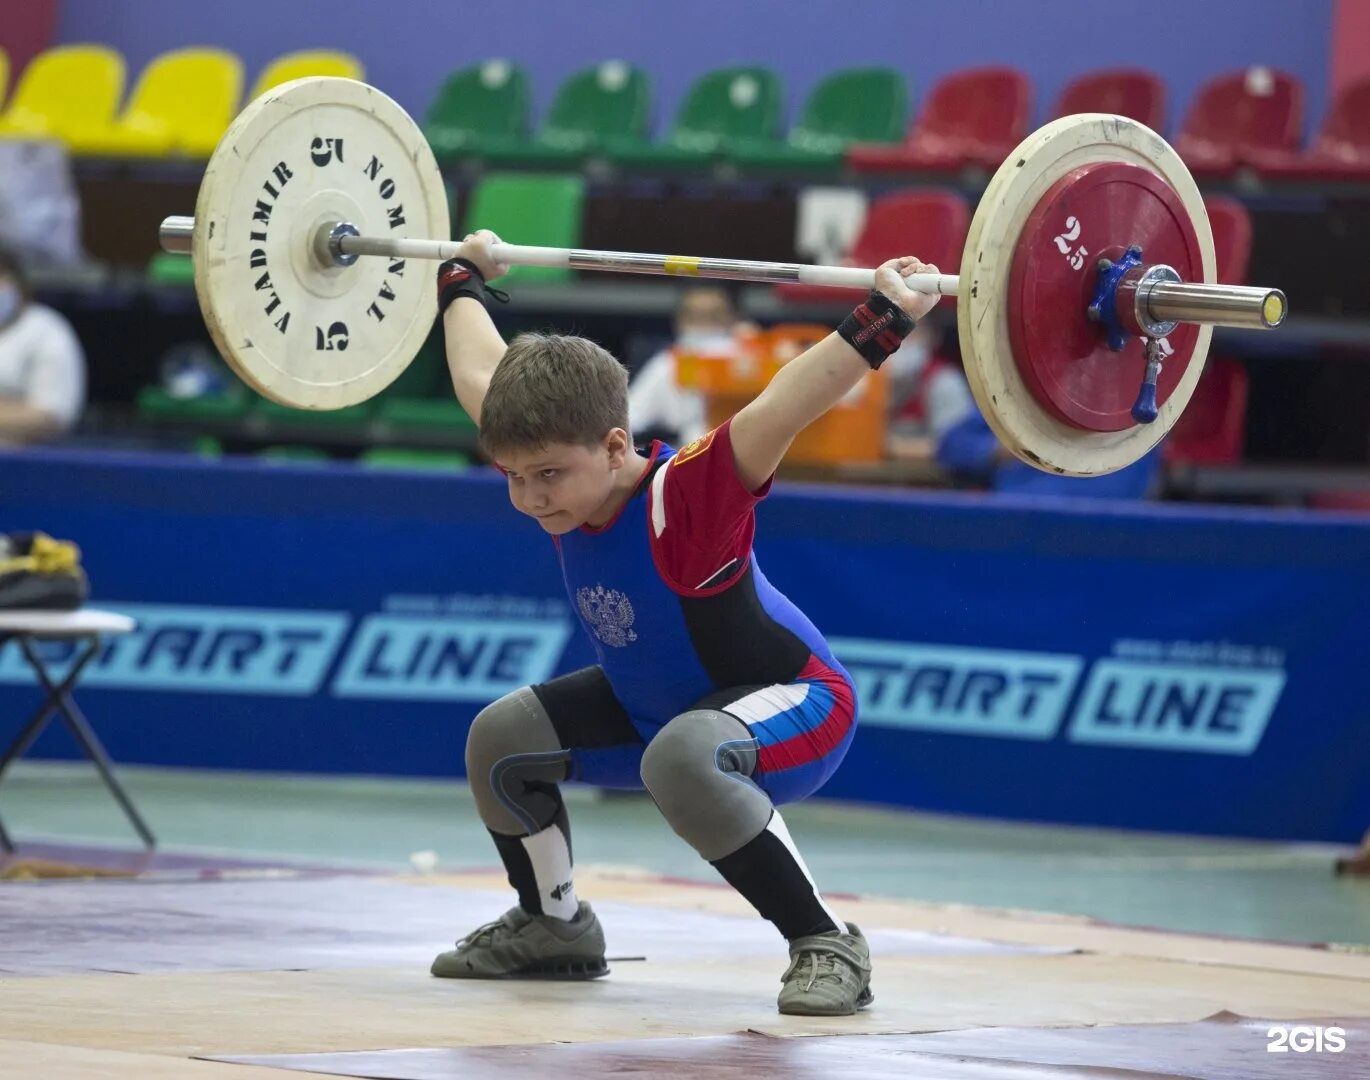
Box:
left=777, top=922, right=873, bottom=1016
left=431, top=901, right=608, bottom=980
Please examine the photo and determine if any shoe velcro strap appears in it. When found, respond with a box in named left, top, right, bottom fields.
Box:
left=789, top=934, right=870, bottom=974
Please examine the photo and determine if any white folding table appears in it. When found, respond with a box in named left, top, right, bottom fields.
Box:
left=0, top=608, right=155, bottom=852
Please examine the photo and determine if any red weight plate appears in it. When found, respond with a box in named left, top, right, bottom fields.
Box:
left=1007, top=162, right=1203, bottom=432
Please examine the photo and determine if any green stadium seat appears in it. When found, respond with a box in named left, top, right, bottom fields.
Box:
left=257, top=445, right=332, bottom=463
left=461, top=173, right=585, bottom=282
left=424, top=60, right=530, bottom=163
left=359, top=448, right=471, bottom=471
left=377, top=397, right=478, bottom=434
left=730, top=67, right=907, bottom=170
left=481, top=61, right=649, bottom=165
left=252, top=399, right=376, bottom=427
left=147, top=250, right=194, bottom=285
left=608, top=66, right=781, bottom=168
left=136, top=384, right=250, bottom=422
left=373, top=332, right=446, bottom=402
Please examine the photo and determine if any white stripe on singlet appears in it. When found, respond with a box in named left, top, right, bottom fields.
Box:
left=716, top=682, right=812, bottom=725
left=651, top=457, right=670, bottom=537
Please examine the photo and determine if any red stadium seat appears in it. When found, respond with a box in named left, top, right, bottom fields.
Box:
left=847, top=67, right=1031, bottom=173
left=1165, top=197, right=1253, bottom=467
left=1309, top=491, right=1370, bottom=512
left=1204, top=196, right=1253, bottom=285
left=1249, top=77, right=1370, bottom=180
left=774, top=190, right=969, bottom=305
left=1174, top=68, right=1303, bottom=177
left=1164, top=357, right=1249, bottom=466
left=1050, top=69, right=1165, bottom=131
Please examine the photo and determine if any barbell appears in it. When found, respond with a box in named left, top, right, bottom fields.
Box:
left=158, top=77, right=1288, bottom=476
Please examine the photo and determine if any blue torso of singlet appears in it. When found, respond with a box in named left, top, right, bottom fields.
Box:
left=554, top=443, right=849, bottom=734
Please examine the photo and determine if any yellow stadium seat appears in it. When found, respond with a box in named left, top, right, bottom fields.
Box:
left=76, top=47, right=243, bottom=157
left=250, top=50, right=364, bottom=99
left=0, top=50, right=9, bottom=110
left=0, top=45, right=124, bottom=148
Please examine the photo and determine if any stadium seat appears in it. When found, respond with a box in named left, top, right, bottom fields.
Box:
left=147, top=251, right=195, bottom=285
left=731, top=67, right=906, bottom=170
left=481, top=61, right=650, bottom=165
left=1165, top=197, right=1253, bottom=467
left=249, top=49, right=364, bottom=100
left=359, top=448, right=471, bottom=471
left=136, top=384, right=251, bottom=423
left=373, top=334, right=446, bottom=402
left=1308, top=491, right=1370, bottom=512
left=0, top=45, right=124, bottom=149
left=372, top=335, right=479, bottom=441
left=376, top=398, right=478, bottom=436
left=847, top=66, right=1030, bottom=173
left=257, top=445, right=332, bottom=463
left=607, top=66, right=782, bottom=168
left=460, top=173, right=585, bottom=282
left=774, top=189, right=970, bottom=305
left=1248, top=76, right=1370, bottom=180
left=0, top=49, right=9, bottom=109
left=1164, top=357, right=1249, bottom=465
left=252, top=399, right=376, bottom=427
left=1205, top=196, right=1253, bottom=285
left=1050, top=68, right=1165, bottom=130
left=424, top=60, right=530, bottom=162
left=1175, top=67, right=1303, bottom=176
left=75, top=48, right=242, bottom=157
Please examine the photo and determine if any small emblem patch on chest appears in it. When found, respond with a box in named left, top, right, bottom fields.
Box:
left=576, top=585, right=638, bottom=647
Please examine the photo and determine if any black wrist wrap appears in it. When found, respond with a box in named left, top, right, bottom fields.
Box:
left=837, top=289, right=917, bottom=370
left=437, top=258, right=509, bottom=316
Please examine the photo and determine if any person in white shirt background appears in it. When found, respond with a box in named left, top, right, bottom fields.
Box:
left=0, top=246, right=87, bottom=447
left=884, top=312, right=978, bottom=463
left=628, top=284, right=749, bottom=447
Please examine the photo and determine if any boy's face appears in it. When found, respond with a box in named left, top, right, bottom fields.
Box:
left=496, top=429, right=631, bottom=534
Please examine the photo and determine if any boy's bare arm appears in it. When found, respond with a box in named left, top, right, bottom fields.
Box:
left=729, top=257, right=942, bottom=491
left=440, top=230, right=509, bottom=426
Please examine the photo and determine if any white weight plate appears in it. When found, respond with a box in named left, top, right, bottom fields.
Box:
left=193, top=77, right=449, bottom=409
left=958, top=114, right=1216, bottom=477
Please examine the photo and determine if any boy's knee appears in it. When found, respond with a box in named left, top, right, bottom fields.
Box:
left=641, top=709, right=769, bottom=861
left=641, top=711, right=741, bottom=790
left=465, top=687, right=557, bottom=777
left=465, top=687, right=568, bottom=835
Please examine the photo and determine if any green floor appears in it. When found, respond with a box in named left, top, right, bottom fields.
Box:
left=3, top=761, right=1366, bottom=947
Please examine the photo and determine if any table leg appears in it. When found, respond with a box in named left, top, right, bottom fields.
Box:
left=19, top=636, right=157, bottom=851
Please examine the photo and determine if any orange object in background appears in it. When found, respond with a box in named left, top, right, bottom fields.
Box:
left=675, top=324, right=888, bottom=465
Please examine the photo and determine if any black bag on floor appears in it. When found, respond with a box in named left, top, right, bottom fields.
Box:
left=0, top=532, right=88, bottom=610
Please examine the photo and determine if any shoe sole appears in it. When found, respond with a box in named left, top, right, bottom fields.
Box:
left=432, top=956, right=609, bottom=981
left=778, top=984, right=874, bottom=1016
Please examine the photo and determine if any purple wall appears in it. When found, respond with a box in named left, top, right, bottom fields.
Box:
left=56, top=0, right=1334, bottom=141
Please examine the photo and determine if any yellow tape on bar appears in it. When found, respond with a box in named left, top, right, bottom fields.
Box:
left=1263, top=292, right=1285, bottom=327
left=664, top=256, right=701, bottom=276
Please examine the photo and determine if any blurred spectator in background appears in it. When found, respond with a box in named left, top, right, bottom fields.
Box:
left=629, top=284, right=750, bottom=446
left=938, top=406, right=1161, bottom=499
left=0, top=246, right=86, bottom=447
left=885, top=312, right=976, bottom=462
left=887, top=312, right=1159, bottom=497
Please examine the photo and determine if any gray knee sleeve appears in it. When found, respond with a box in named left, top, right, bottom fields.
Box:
left=465, top=686, right=570, bottom=836
left=639, top=709, right=772, bottom=862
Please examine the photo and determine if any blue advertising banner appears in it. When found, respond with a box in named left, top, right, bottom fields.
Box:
left=2, top=449, right=1367, bottom=842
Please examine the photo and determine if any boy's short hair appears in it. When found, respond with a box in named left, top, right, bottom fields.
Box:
left=479, top=332, right=630, bottom=456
